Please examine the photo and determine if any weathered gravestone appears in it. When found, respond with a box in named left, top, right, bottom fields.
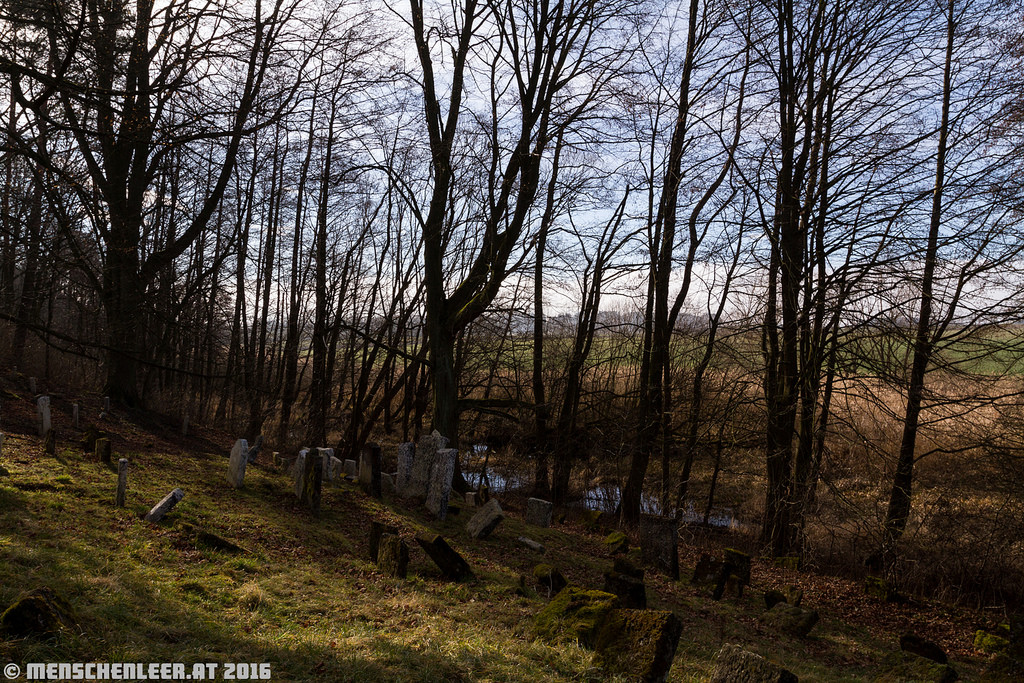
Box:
left=465, top=491, right=476, bottom=507
left=115, top=458, right=128, bottom=507
left=327, top=456, right=344, bottom=483
left=710, top=643, right=798, bottom=683
left=359, top=443, right=383, bottom=498
left=28, top=376, right=37, bottom=395
left=227, top=439, right=248, bottom=489
left=593, top=608, right=682, bottom=683
left=466, top=499, right=504, bottom=540
left=301, top=450, right=323, bottom=515
left=604, top=567, right=646, bottom=610
left=37, top=396, right=51, bottom=437
left=406, top=430, right=448, bottom=498
left=377, top=534, right=409, bottom=579
left=103, top=396, right=110, bottom=412
left=518, top=536, right=545, bottom=553
left=43, top=429, right=56, bottom=455
left=533, top=564, right=567, bottom=597
left=396, top=442, right=415, bottom=493
left=415, top=533, right=473, bottom=581
left=144, top=488, right=184, bottom=523
left=369, top=521, right=399, bottom=563
left=343, top=459, right=358, bottom=478
left=712, top=548, right=751, bottom=600
left=526, top=498, right=553, bottom=527
left=95, top=438, right=112, bottom=465
left=759, top=603, right=819, bottom=638
left=640, top=514, right=679, bottom=580
left=426, top=448, right=457, bottom=519
left=291, top=450, right=309, bottom=499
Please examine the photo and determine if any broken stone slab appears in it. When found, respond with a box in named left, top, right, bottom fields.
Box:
left=710, top=643, right=798, bottom=683
left=246, top=435, right=264, bottom=463
left=144, top=488, right=184, bottom=523
left=37, top=396, right=51, bottom=437
left=466, top=498, right=504, bottom=540
left=359, top=443, right=382, bottom=498
left=603, top=569, right=646, bottom=610
left=534, top=587, right=619, bottom=648
left=518, top=536, right=545, bottom=553
left=640, top=514, right=679, bottom=580
left=414, top=532, right=473, bottom=581
left=759, top=603, right=820, bottom=638
left=407, top=430, right=448, bottom=498
left=426, top=447, right=457, bottom=519
left=115, top=458, right=128, bottom=507
left=879, top=652, right=958, bottom=683
left=227, top=439, right=248, bottom=489
left=764, top=589, right=787, bottom=610
left=0, top=587, right=76, bottom=638
left=533, top=564, right=567, bottom=598
left=525, top=497, right=553, bottom=527
left=377, top=533, right=409, bottom=579
left=900, top=633, right=948, bottom=665
left=369, top=521, right=399, bottom=563
left=396, top=442, right=414, bottom=493
left=95, top=438, right=112, bottom=465
left=593, top=608, right=682, bottom=683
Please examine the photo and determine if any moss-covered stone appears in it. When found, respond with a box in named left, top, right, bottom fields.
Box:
left=865, top=575, right=896, bottom=602
left=975, top=630, right=1010, bottom=654
left=533, top=586, right=619, bottom=648
left=774, top=556, right=801, bottom=571
left=533, top=564, right=567, bottom=598
left=710, top=643, right=798, bottom=683
left=604, top=531, right=629, bottom=555
left=878, top=652, right=958, bottom=682
left=603, top=570, right=646, bottom=610
left=592, top=608, right=682, bottom=683
left=764, top=589, right=787, bottom=610
left=0, top=587, right=76, bottom=638
left=582, top=509, right=604, bottom=527
left=759, top=603, right=819, bottom=638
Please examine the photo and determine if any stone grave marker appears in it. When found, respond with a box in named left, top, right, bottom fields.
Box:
left=369, top=521, right=399, bottom=562
left=343, top=459, right=358, bottom=478
left=72, top=404, right=79, bottom=429
left=115, top=459, right=128, bottom=507
left=28, top=376, right=37, bottom=394
left=301, top=450, right=323, bottom=515
left=359, top=443, right=382, bottom=498
left=246, top=435, right=263, bottom=463
left=44, top=429, right=56, bottom=455
left=227, top=439, right=248, bottom=489
left=291, top=450, right=308, bottom=499
left=526, top=498, right=553, bottom=527
left=396, top=442, right=414, bottom=493
left=327, top=456, right=344, bottom=483
left=710, top=644, right=796, bottom=683
left=640, top=514, right=679, bottom=580
left=145, top=488, right=184, bottom=523
left=103, top=396, right=110, bottom=411
left=407, top=430, right=448, bottom=498
left=426, top=448, right=457, bottom=519
left=377, top=534, right=409, bottom=579
left=318, top=448, right=334, bottom=481
left=466, top=499, right=504, bottom=540
left=95, top=438, right=112, bottom=465
left=517, top=536, right=545, bottom=553
left=37, top=396, right=51, bottom=437
left=415, top=533, right=473, bottom=581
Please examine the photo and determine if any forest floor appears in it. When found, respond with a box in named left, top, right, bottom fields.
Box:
left=0, top=375, right=1013, bottom=681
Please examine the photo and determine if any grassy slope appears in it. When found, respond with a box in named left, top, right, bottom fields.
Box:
left=0, top=393, right=996, bottom=682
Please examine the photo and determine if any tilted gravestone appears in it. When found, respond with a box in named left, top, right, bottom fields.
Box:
left=301, top=450, right=323, bottom=515
left=115, top=459, right=128, bottom=507
left=466, top=499, right=504, bottom=540
left=415, top=533, right=473, bottom=581
left=145, top=488, right=184, bottom=523
left=640, top=514, right=679, bottom=580
left=526, top=498, right=553, bottom=527
left=360, top=443, right=382, bottom=498
left=426, top=448, right=457, bottom=519
left=227, top=439, right=248, bottom=489
left=396, top=442, right=415, bottom=493
left=406, top=430, right=448, bottom=498
left=37, top=396, right=51, bottom=437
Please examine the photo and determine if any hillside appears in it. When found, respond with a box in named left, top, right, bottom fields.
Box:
left=0, top=382, right=1012, bottom=681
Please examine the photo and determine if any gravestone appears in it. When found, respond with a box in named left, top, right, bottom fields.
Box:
left=0, top=432, right=5, bottom=459
left=103, top=396, right=110, bottom=411
left=426, top=448, right=457, bottom=519
left=593, top=608, right=682, bottom=683
left=115, top=459, right=128, bottom=507
left=526, top=498, right=553, bottom=527
left=291, top=450, right=308, bottom=499
left=415, top=533, right=473, bottom=581
left=640, top=514, right=679, bottom=580
left=369, top=521, right=399, bottom=562
left=604, top=568, right=647, bottom=610
left=396, top=442, right=415, bottom=493
left=533, top=564, right=567, bottom=597
left=759, top=603, right=819, bottom=638
left=318, top=448, right=333, bottom=481
left=227, top=439, right=248, bottom=489
left=37, top=396, right=51, bottom=437
left=712, top=548, right=751, bottom=600
left=72, top=404, right=79, bottom=429
left=327, top=456, right=344, bottom=483
left=95, top=438, right=112, bottom=465
left=181, top=415, right=189, bottom=437
left=144, top=488, right=184, bottom=523
left=44, top=429, right=56, bottom=455
left=29, top=376, right=37, bottom=394
left=710, top=644, right=797, bottom=683
left=407, top=430, right=448, bottom=498
left=377, top=534, right=409, bottom=579
left=343, top=459, right=358, bottom=478
left=301, top=450, right=323, bottom=515
left=360, top=443, right=382, bottom=498
left=246, top=435, right=263, bottom=463
left=518, top=536, right=546, bottom=553
left=465, top=492, right=477, bottom=507
left=466, top=499, right=504, bottom=540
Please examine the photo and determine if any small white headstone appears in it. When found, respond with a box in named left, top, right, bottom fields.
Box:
left=145, top=488, right=184, bottom=523
left=227, top=439, right=248, bottom=488
left=36, top=396, right=51, bottom=437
